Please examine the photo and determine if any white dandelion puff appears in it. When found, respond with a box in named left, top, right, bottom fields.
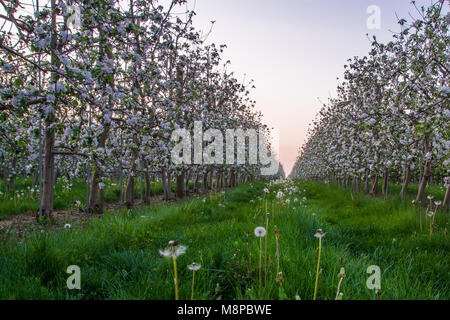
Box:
left=159, top=240, right=187, bottom=259
left=254, top=226, right=266, bottom=238
left=314, top=229, right=325, bottom=238
left=188, top=262, right=201, bottom=271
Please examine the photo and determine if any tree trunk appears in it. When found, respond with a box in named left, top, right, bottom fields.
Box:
left=202, top=171, right=208, bottom=193
left=89, top=127, right=110, bottom=213
left=88, top=167, right=100, bottom=213
left=39, top=0, right=58, bottom=219
left=193, top=171, right=200, bottom=193
left=33, top=168, right=39, bottom=186
left=370, top=175, right=379, bottom=196
left=416, top=159, right=431, bottom=202
left=208, top=169, right=214, bottom=190
left=185, top=169, right=191, bottom=196
left=176, top=171, right=184, bottom=199
left=216, top=171, right=222, bottom=190
left=443, top=185, right=450, bottom=209
left=416, top=141, right=432, bottom=202
left=41, top=124, right=55, bottom=218
left=125, top=172, right=135, bottom=207
left=400, top=166, right=411, bottom=197
left=382, top=167, right=389, bottom=197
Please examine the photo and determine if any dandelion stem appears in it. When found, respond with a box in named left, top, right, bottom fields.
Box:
left=264, top=214, right=269, bottom=285
left=335, top=277, right=344, bottom=300
left=275, top=234, right=280, bottom=276
left=173, top=257, right=179, bottom=300
left=429, top=215, right=433, bottom=239
left=313, top=237, right=322, bottom=300
left=191, top=269, right=195, bottom=300
left=259, top=237, right=262, bottom=288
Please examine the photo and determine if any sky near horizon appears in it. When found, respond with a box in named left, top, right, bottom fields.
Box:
left=179, top=0, right=446, bottom=176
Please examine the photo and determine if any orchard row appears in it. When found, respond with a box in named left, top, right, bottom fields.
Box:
left=291, top=1, right=449, bottom=207
left=0, top=0, right=282, bottom=217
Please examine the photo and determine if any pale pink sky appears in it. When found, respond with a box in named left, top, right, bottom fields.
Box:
left=184, top=0, right=443, bottom=175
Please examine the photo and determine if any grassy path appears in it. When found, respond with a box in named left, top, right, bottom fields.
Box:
left=0, top=181, right=448, bottom=300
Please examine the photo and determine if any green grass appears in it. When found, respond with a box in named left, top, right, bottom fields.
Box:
left=0, top=177, right=167, bottom=219
left=0, top=181, right=448, bottom=300
left=374, top=180, right=446, bottom=201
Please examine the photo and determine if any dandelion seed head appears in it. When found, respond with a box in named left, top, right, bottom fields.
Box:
left=188, top=262, right=201, bottom=271
left=314, top=229, right=325, bottom=238
left=159, top=241, right=186, bottom=259
left=159, top=248, right=171, bottom=258
left=254, top=226, right=266, bottom=238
